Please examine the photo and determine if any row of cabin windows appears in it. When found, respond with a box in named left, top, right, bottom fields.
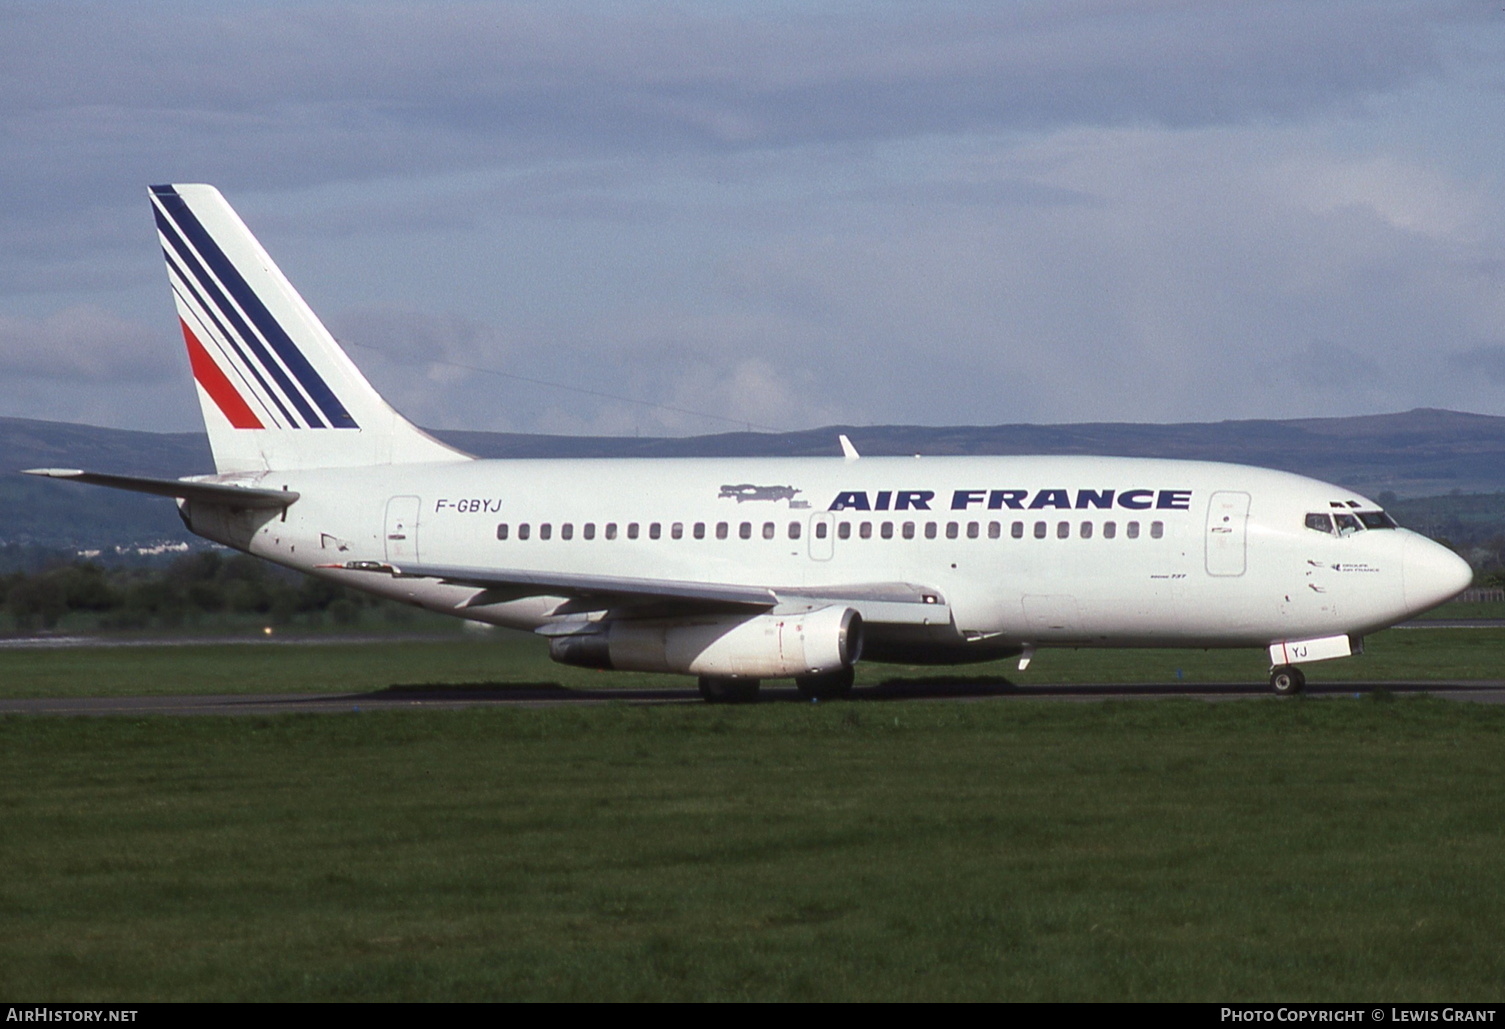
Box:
left=496, top=519, right=1165, bottom=542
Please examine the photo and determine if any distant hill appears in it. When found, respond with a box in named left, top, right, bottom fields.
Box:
left=0, top=416, right=211, bottom=478
left=4, top=408, right=1504, bottom=549
left=0, top=417, right=212, bottom=551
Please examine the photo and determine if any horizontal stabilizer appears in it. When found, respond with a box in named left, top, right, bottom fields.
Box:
left=23, top=468, right=299, bottom=509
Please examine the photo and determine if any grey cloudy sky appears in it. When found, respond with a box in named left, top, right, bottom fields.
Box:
left=3, top=0, right=1504, bottom=436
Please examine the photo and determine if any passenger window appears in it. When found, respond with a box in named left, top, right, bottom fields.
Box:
left=903, top=522, right=915, bottom=539
left=1150, top=521, right=1163, bottom=539
left=837, top=522, right=851, bottom=540
left=518, top=523, right=531, bottom=540
left=762, top=522, right=775, bottom=540
left=988, top=522, right=1001, bottom=539
left=881, top=522, right=894, bottom=539
left=694, top=522, right=706, bottom=539
left=1033, top=521, right=1046, bottom=539
left=815, top=522, right=828, bottom=539
left=627, top=523, right=639, bottom=540
left=945, top=522, right=958, bottom=539
left=1011, top=521, right=1024, bottom=539
left=496, top=524, right=508, bottom=540
left=649, top=523, right=661, bottom=540
left=1305, top=513, right=1334, bottom=534
left=584, top=523, right=596, bottom=540
left=539, top=523, right=552, bottom=540
left=605, top=523, right=617, bottom=540
left=561, top=523, right=573, bottom=540
left=859, top=522, right=872, bottom=539
left=1080, top=521, right=1093, bottom=539
left=671, top=522, right=683, bottom=540
left=1056, top=521, right=1069, bottom=539
left=1104, top=521, right=1116, bottom=539
left=716, top=522, right=729, bottom=540
left=739, top=522, right=751, bottom=540
left=1127, top=521, right=1140, bottom=539
left=967, top=522, right=979, bottom=539
left=788, top=522, right=802, bottom=540
left=925, top=522, right=938, bottom=539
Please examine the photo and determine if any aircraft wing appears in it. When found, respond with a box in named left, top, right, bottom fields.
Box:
left=321, top=560, right=948, bottom=624
left=23, top=468, right=300, bottom=509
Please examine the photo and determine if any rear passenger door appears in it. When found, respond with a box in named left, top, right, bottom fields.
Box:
left=385, top=495, right=421, bottom=564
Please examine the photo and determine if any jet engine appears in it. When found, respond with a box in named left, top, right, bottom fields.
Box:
left=549, top=606, right=863, bottom=679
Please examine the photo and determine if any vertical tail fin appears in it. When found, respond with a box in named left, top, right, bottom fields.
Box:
left=149, top=184, right=471, bottom=473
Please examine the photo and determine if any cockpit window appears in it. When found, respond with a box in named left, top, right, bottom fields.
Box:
left=1334, top=513, right=1362, bottom=534
left=1357, top=511, right=1398, bottom=529
left=1305, top=513, right=1334, bottom=534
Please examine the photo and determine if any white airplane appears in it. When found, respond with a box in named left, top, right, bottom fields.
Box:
left=27, top=184, right=1474, bottom=701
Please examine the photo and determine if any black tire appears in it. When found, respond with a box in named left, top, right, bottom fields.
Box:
left=795, top=666, right=856, bottom=701
left=698, top=676, right=761, bottom=704
left=1270, top=665, right=1306, bottom=695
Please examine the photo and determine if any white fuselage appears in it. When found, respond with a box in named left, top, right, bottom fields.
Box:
left=181, top=453, right=1472, bottom=663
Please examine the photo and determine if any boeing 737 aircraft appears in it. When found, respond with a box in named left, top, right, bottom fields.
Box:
left=26, top=185, right=1474, bottom=701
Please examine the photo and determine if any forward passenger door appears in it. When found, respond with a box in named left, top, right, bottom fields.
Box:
left=1205, top=491, right=1250, bottom=576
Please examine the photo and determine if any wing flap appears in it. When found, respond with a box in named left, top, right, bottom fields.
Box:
left=322, top=560, right=778, bottom=609
left=320, top=560, right=949, bottom=624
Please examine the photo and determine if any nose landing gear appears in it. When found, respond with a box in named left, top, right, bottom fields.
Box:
left=1269, top=665, right=1306, bottom=695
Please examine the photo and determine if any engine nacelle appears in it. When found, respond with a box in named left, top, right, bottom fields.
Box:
left=550, top=606, right=863, bottom=679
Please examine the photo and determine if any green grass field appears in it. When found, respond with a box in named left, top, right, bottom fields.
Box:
left=2, top=626, right=1504, bottom=1000
left=3, top=699, right=1505, bottom=1001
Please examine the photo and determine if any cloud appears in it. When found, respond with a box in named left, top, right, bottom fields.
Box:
left=1450, top=346, right=1505, bottom=385
left=0, top=307, right=173, bottom=381
left=1, top=2, right=1503, bottom=435
left=326, top=304, right=845, bottom=435
left=331, top=307, right=512, bottom=366
left=1274, top=155, right=1489, bottom=240
left=280, top=113, right=1505, bottom=433
left=0, top=1, right=1472, bottom=207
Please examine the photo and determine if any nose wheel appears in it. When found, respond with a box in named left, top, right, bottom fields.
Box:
left=1269, top=665, right=1306, bottom=695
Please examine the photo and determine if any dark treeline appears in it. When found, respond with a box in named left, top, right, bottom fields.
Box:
left=1465, top=551, right=1505, bottom=589
left=0, top=549, right=412, bottom=632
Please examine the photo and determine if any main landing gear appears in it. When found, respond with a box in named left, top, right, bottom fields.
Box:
left=697, top=676, right=761, bottom=704
left=1269, top=665, right=1306, bottom=696
left=697, top=668, right=858, bottom=703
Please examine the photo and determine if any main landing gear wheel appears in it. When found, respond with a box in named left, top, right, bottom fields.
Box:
left=1269, top=665, right=1306, bottom=696
left=795, top=667, right=856, bottom=702
left=698, top=676, right=761, bottom=704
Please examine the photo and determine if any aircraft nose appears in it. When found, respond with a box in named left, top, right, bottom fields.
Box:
left=1401, top=533, right=1473, bottom=614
